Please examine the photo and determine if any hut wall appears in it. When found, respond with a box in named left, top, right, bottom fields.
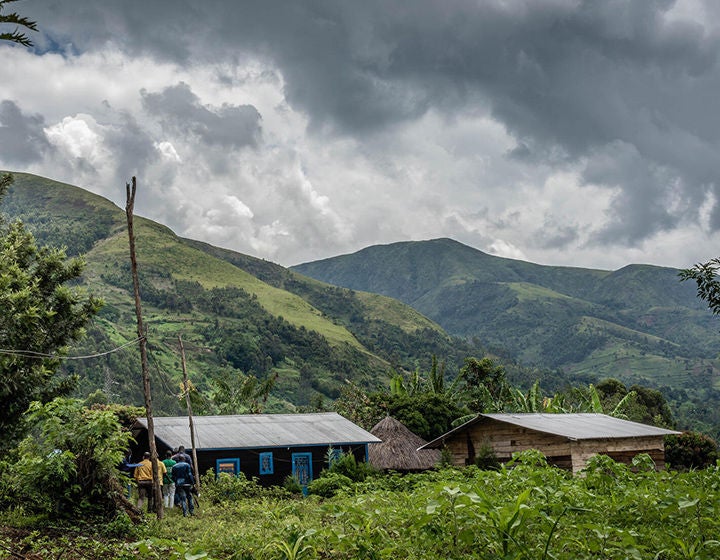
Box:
left=440, top=423, right=667, bottom=474
left=195, top=444, right=367, bottom=487
left=131, top=433, right=367, bottom=487
left=569, top=436, right=667, bottom=473
left=443, top=419, right=572, bottom=468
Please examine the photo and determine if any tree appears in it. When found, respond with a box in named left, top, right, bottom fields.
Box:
left=458, top=356, right=510, bottom=412
left=680, top=258, right=720, bottom=315
left=0, top=173, right=102, bottom=445
left=0, top=397, right=139, bottom=521
left=0, top=0, right=37, bottom=46
left=209, top=367, right=277, bottom=414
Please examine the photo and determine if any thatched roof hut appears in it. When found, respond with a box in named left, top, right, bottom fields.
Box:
left=369, top=416, right=441, bottom=471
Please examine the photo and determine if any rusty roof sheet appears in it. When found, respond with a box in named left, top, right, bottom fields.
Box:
left=134, top=412, right=381, bottom=450
left=421, top=413, right=680, bottom=449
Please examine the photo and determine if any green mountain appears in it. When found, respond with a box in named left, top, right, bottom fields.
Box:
left=293, top=238, right=720, bottom=429
left=0, top=173, right=478, bottom=414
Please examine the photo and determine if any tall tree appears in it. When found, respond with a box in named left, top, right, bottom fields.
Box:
left=458, top=356, right=509, bottom=412
left=680, top=258, right=720, bottom=315
left=0, top=173, right=102, bottom=445
left=0, top=0, right=37, bottom=46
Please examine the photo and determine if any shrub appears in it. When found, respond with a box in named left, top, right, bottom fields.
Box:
left=201, top=470, right=290, bottom=503
left=283, top=475, right=303, bottom=495
left=308, top=472, right=353, bottom=497
left=327, top=452, right=376, bottom=482
left=474, top=443, right=501, bottom=470
left=0, top=398, right=135, bottom=522
left=665, top=431, right=719, bottom=470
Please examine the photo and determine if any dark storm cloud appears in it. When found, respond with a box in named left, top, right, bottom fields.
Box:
left=0, top=100, right=52, bottom=164
left=140, top=82, right=261, bottom=149
left=24, top=0, right=720, bottom=247
left=102, top=111, right=159, bottom=186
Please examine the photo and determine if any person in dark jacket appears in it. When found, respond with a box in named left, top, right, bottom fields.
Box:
left=171, top=456, right=195, bottom=516
left=171, top=445, right=193, bottom=466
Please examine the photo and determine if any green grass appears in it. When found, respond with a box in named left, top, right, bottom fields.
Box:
left=5, top=457, right=720, bottom=559
left=84, top=221, right=362, bottom=349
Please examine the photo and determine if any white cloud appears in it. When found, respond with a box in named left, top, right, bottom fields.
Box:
left=2, top=0, right=720, bottom=272
left=44, top=114, right=104, bottom=161
left=155, top=141, right=181, bottom=162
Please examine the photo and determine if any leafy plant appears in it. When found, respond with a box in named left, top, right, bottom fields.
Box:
left=263, top=529, right=316, bottom=560
left=665, top=431, right=719, bottom=470
left=1, top=397, right=135, bottom=521
left=307, top=472, right=352, bottom=498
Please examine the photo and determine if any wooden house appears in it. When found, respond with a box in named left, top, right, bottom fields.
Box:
left=368, top=416, right=441, bottom=472
left=132, top=412, right=380, bottom=488
left=419, top=413, right=680, bottom=473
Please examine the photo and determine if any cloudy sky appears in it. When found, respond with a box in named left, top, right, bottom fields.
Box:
left=2, top=0, right=720, bottom=270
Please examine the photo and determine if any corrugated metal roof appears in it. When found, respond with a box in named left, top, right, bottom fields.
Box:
left=481, top=413, right=680, bottom=440
left=421, top=413, right=680, bottom=449
left=134, top=412, right=381, bottom=450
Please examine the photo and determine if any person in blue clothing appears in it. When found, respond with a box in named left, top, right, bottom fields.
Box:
left=119, top=450, right=143, bottom=499
left=171, top=445, right=192, bottom=467
left=171, top=455, right=195, bottom=516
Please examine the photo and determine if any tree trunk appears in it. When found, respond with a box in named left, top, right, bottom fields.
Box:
left=126, top=177, right=164, bottom=519
left=178, top=334, right=201, bottom=488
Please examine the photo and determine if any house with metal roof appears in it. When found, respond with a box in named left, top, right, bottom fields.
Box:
left=132, top=412, right=381, bottom=488
left=419, top=413, right=680, bottom=473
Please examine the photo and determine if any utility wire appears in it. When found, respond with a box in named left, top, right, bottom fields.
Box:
left=0, top=337, right=143, bottom=360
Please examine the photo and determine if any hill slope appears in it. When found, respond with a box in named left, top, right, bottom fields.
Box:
left=1, top=173, right=475, bottom=413
left=293, top=239, right=720, bottom=419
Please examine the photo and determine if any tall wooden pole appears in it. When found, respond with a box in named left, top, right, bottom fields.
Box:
left=178, top=334, right=201, bottom=488
left=126, top=177, right=164, bottom=519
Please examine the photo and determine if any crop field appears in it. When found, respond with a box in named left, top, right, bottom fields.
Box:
left=3, top=452, right=719, bottom=560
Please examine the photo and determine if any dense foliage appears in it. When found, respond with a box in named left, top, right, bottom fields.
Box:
left=4, top=451, right=720, bottom=559
left=665, top=431, right=720, bottom=471
left=0, top=397, right=137, bottom=521
left=0, top=173, right=102, bottom=445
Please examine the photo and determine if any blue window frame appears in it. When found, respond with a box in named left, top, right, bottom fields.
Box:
left=259, top=452, right=274, bottom=475
left=216, top=457, right=240, bottom=477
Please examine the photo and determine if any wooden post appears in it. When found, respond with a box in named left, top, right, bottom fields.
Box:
left=178, top=334, right=201, bottom=488
left=126, top=177, right=164, bottom=519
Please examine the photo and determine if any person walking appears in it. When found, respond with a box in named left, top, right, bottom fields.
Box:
left=171, top=455, right=195, bottom=517
left=161, top=450, right=176, bottom=508
left=172, top=445, right=193, bottom=467
left=119, top=450, right=142, bottom=499
left=134, top=451, right=167, bottom=512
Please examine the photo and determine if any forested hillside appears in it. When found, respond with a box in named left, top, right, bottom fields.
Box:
left=0, top=173, right=488, bottom=414
left=294, top=238, right=720, bottom=433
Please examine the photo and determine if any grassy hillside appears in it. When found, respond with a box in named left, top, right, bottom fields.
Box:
left=293, top=238, right=720, bottom=432
left=0, top=172, right=478, bottom=413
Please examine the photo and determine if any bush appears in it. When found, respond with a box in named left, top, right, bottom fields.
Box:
left=201, top=470, right=289, bottom=503
left=474, top=443, right=501, bottom=470
left=283, top=475, right=303, bottom=495
left=0, top=398, right=135, bottom=522
left=308, top=472, right=353, bottom=497
left=665, top=431, right=719, bottom=470
left=328, top=452, right=376, bottom=482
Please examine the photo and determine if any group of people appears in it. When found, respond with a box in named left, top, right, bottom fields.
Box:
left=130, top=446, right=196, bottom=516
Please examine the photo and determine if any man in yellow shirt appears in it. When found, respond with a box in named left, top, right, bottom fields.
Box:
left=134, top=451, right=167, bottom=512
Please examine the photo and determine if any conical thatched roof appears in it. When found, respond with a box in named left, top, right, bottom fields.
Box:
left=368, top=416, right=441, bottom=471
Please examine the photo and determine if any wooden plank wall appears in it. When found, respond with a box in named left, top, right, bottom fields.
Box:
left=443, top=419, right=571, bottom=466
left=442, top=419, right=667, bottom=473
left=569, top=437, right=666, bottom=473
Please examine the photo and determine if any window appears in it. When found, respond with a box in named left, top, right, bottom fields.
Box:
left=216, top=458, right=240, bottom=477
left=259, top=452, right=274, bottom=475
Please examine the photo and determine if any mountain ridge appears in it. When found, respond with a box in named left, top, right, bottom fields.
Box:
left=292, top=237, right=720, bottom=394
left=1, top=171, right=476, bottom=414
